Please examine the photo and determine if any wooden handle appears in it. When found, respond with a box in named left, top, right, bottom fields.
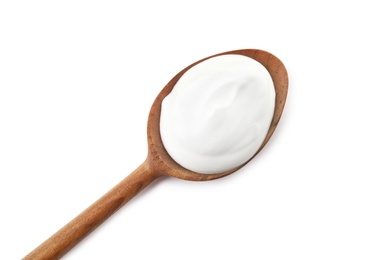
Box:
left=23, top=160, right=157, bottom=260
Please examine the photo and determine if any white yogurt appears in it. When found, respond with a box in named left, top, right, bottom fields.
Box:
left=160, top=54, right=275, bottom=174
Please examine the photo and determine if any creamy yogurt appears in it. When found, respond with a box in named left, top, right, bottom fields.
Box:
left=160, top=54, right=275, bottom=174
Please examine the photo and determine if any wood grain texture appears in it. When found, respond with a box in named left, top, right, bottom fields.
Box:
left=23, top=161, right=157, bottom=260
left=23, top=49, right=288, bottom=259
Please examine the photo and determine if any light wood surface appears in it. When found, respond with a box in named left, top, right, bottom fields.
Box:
left=23, top=49, right=288, bottom=260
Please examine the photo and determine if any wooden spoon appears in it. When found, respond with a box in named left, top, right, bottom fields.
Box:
left=23, top=49, right=288, bottom=260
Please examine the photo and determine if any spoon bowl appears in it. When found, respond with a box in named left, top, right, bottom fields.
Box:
left=148, top=49, right=288, bottom=181
left=24, top=49, right=288, bottom=260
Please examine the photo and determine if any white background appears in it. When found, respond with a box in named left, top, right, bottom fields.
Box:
left=1, top=1, right=380, bottom=259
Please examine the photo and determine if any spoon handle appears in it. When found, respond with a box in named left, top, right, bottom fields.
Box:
left=23, top=160, right=158, bottom=260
